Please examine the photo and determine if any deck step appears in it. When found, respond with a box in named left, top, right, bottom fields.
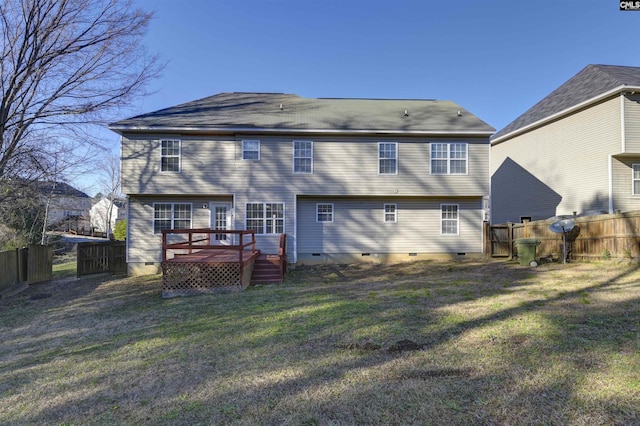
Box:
left=251, top=254, right=284, bottom=284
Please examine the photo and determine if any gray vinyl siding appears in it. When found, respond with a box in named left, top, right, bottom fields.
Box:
left=127, top=195, right=232, bottom=263
left=611, top=157, right=640, bottom=212
left=297, top=197, right=483, bottom=255
left=122, top=134, right=489, bottom=197
left=491, top=96, right=621, bottom=224
left=624, top=94, right=640, bottom=153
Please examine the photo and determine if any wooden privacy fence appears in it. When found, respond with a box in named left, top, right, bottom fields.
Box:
left=77, top=241, right=126, bottom=277
left=485, top=210, right=640, bottom=260
left=0, top=245, right=53, bottom=293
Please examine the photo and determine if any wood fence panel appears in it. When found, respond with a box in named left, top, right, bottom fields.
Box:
left=489, top=210, right=640, bottom=260
left=0, top=250, right=19, bottom=291
left=77, top=241, right=127, bottom=277
left=27, top=244, right=53, bottom=284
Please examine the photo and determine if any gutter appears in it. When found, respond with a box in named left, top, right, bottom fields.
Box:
left=492, top=85, right=640, bottom=145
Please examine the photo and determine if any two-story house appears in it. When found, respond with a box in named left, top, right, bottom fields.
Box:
left=491, top=64, right=640, bottom=224
left=109, top=93, right=494, bottom=276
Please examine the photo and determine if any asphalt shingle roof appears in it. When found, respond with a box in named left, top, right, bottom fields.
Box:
left=493, top=64, right=640, bottom=142
left=110, top=92, right=494, bottom=135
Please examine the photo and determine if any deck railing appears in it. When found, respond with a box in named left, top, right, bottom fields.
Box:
left=161, top=228, right=257, bottom=262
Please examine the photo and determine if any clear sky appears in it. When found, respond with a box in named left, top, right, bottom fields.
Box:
left=88, top=0, right=640, bottom=194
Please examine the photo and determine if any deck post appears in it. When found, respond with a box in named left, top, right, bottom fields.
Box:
left=162, top=231, right=167, bottom=261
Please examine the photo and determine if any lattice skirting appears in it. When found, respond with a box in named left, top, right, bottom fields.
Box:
left=161, top=261, right=255, bottom=298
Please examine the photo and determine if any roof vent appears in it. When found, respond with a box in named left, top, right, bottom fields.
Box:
left=279, top=103, right=284, bottom=110
left=457, top=110, right=462, bottom=116
left=404, top=109, right=409, bottom=117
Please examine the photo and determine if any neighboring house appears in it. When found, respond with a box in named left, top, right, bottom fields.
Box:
left=90, top=198, right=126, bottom=234
left=109, top=92, right=494, bottom=276
left=491, top=64, right=640, bottom=224
left=38, top=181, right=91, bottom=229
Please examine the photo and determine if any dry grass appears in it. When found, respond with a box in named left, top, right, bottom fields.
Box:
left=1, top=259, right=639, bottom=425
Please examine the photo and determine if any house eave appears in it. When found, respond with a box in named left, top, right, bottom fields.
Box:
left=491, top=85, right=640, bottom=146
left=108, top=125, right=494, bottom=138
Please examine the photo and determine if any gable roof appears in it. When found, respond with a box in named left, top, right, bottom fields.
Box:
left=492, top=64, right=640, bottom=143
left=36, top=181, right=90, bottom=198
left=110, top=92, right=494, bottom=136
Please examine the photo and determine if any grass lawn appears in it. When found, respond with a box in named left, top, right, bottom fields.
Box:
left=1, top=259, right=639, bottom=425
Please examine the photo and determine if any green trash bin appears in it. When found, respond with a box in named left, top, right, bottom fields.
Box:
left=515, top=238, right=541, bottom=266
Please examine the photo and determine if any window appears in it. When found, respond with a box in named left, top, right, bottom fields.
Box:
left=441, top=204, right=459, bottom=235
left=242, top=140, right=260, bottom=160
left=153, top=203, right=192, bottom=233
left=316, top=203, right=334, bottom=222
left=161, top=139, right=181, bottom=172
left=246, top=202, right=284, bottom=234
left=384, top=204, right=397, bottom=223
left=633, top=164, right=640, bottom=195
left=293, top=141, right=313, bottom=173
left=379, top=143, right=397, bottom=174
left=431, top=143, right=467, bottom=175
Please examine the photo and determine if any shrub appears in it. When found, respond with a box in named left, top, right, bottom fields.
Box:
left=113, top=219, right=127, bottom=241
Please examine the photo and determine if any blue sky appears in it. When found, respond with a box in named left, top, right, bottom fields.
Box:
left=89, top=0, right=640, bottom=194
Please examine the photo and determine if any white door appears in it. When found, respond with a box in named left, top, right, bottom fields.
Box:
left=210, top=203, right=232, bottom=245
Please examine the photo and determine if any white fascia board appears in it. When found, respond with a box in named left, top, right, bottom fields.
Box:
left=491, top=85, right=640, bottom=146
left=109, top=125, right=494, bottom=137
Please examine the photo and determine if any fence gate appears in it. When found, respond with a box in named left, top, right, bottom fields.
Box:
left=77, top=241, right=126, bottom=277
left=489, top=224, right=511, bottom=257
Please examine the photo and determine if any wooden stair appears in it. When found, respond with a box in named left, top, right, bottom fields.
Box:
left=250, top=254, right=284, bottom=284
left=250, top=234, right=287, bottom=285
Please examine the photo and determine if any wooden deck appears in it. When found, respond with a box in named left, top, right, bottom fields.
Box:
left=160, top=229, right=287, bottom=297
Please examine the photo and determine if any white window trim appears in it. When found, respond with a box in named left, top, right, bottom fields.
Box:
left=245, top=202, right=285, bottom=235
left=293, top=140, right=313, bottom=174
left=430, top=142, right=468, bottom=175
left=242, top=140, right=261, bottom=161
left=440, top=203, right=459, bottom=236
left=384, top=203, right=397, bottom=223
left=160, top=139, right=181, bottom=173
left=316, top=203, right=334, bottom=223
left=378, top=142, right=398, bottom=175
left=633, top=163, right=640, bottom=195
left=152, top=202, right=192, bottom=234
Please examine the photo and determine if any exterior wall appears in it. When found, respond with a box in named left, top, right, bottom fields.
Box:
left=624, top=94, right=640, bottom=153
left=47, top=195, right=91, bottom=226
left=491, top=96, right=622, bottom=224
left=296, top=196, right=484, bottom=264
left=90, top=199, right=122, bottom=233
left=611, top=156, right=640, bottom=212
left=121, top=133, right=490, bottom=197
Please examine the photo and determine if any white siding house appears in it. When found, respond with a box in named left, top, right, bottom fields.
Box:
left=491, top=64, right=640, bottom=224
left=110, top=93, right=494, bottom=276
left=90, top=198, right=126, bottom=234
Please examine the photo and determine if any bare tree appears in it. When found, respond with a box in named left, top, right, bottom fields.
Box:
left=0, top=0, right=161, bottom=202
left=98, top=154, right=121, bottom=238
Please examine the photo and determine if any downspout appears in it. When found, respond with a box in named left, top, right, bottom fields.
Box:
left=293, top=194, right=298, bottom=264
left=608, top=155, right=614, bottom=214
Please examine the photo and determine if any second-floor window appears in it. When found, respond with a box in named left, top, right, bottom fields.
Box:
left=161, top=139, right=181, bottom=172
left=242, top=140, right=260, bottom=160
left=379, top=142, right=397, bottom=174
left=633, top=164, right=640, bottom=195
left=293, top=140, right=313, bottom=173
left=153, top=203, right=192, bottom=233
left=431, top=143, right=467, bottom=175
left=246, top=202, right=284, bottom=234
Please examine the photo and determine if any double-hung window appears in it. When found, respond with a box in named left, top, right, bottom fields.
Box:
left=153, top=203, right=192, bottom=233
left=246, top=202, right=284, bottom=234
left=431, top=143, right=467, bottom=175
left=633, top=164, right=640, bottom=195
left=316, top=203, right=334, bottom=223
left=441, top=204, right=459, bottom=235
left=161, top=139, right=181, bottom=172
left=379, top=143, right=397, bottom=174
left=242, top=140, right=260, bottom=160
left=384, top=203, right=397, bottom=223
left=293, top=140, right=313, bottom=173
